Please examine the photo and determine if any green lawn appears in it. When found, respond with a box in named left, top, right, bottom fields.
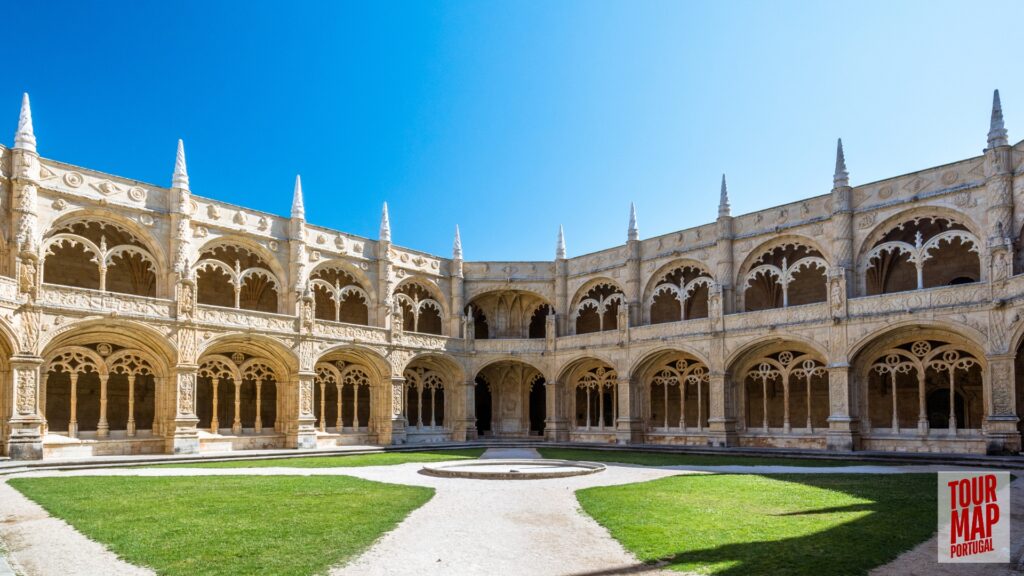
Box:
left=152, top=448, right=484, bottom=468
left=9, top=475, right=433, bottom=576
left=538, top=448, right=870, bottom=467
left=576, top=473, right=936, bottom=576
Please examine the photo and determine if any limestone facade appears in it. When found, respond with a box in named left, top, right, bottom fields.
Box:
left=2, top=91, right=1023, bottom=460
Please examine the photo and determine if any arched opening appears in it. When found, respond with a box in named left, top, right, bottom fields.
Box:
left=474, top=361, right=544, bottom=438
left=570, top=364, right=617, bottom=431
left=865, top=216, right=980, bottom=295
left=42, top=220, right=157, bottom=297
left=309, top=266, right=370, bottom=325
left=196, top=354, right=281, bottom=437
left=310, top=347, right=386, bottom=445
left=466, top=291, right=554, bottom=339
left=43, top=344, right=159, bottom=442
left=862, top=338, right=983, bottom=437
left=465, top=303, right=489, bottom=339
left=573, top=283, right=625, bottom=334
left=395, top=283, right=443, bottom=335
left=194, top=245, right=280, bottom=313
left=647, top=265, right=712, bottom=324
left=404, top=368, right=446, bottom=429
left=639, top=352, right=710, bottom=437
left=402, top=354, right=461, bottom=443
left=742, top=243, right=827, bottom=311
left=731, top=344, right=830, bottom=441
left=528, top=304, right=553, bottom=339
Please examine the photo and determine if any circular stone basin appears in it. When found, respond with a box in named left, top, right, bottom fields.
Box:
left=419, top=459, right=605, bottom=480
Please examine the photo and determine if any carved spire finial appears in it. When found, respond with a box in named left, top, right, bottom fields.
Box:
left=172, top=139, right=189, bottom=191
left=453, top=224, right=462, bottom=260
left=14, top=93, right=36, bottom=153
left=833, top=138, right=849, bottom=188
left=718, top=174, right=730, bottom=218
left=556, top=225, right=566, bottom=259
left=380, top=201, right=391, bottom=242
left=988, top=89, right=1008, bottom=149
left=627, top=202, right=638, bottom=241
left=291, top=174, right=304, bottom=219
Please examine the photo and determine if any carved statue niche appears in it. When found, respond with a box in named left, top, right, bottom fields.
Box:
left=18, top=256, right=38, bottom=299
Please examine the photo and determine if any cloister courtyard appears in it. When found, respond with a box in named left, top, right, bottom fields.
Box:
left=0, top=445, right=1021, bottom=575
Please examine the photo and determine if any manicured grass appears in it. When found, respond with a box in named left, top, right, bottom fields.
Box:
left=152, top=448, right=484, bottom=469
left=576, top=473, right=936, bottom=576
left=538, top=448, right=869, bottom=467
left=9, top=475, right=433, bottom=576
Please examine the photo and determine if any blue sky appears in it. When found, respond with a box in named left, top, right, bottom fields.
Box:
left=7, top=1, right=1023, bottom=260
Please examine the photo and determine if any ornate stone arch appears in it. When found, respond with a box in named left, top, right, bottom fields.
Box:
left=736, top=235, right=830, bottom=311
left=308, top=259, right=375, bottom=325
left=727, top=338, right=830, bottom=435
left=465, top=288, right=554, bottom=339
left=393, top=276, right=447, bottom=335
left=41, top=210, right=166, bottom=297
left=43, top=209, right=168, bottom=272
left=315, top=344, right=391, bottom=382
left=193, top=236, right=286, bottom=313
left=851, top=325, right=987, bottom=436
left=642, top=259, right=716, bottom=324
left=41, top=327, right=170, bottom=439
left=554, top=356, right=619, bottom=433
left=856, top=207, right=983, bottom=294
left=197, top=334, right=298, bottom=377
left=570, top=278, right=626, bottom=335
left=41, top=319, right=176, bottom=374
left=197, top=354, right=243, bottom=383
left=632, top=348, right=712, bottom=434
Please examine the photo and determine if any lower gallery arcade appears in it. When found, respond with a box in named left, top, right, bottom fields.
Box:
left=3, top=316, right=1018, bottom=459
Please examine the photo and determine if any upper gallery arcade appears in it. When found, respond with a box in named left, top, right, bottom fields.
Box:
left=1, top=91, right=1023, bottom=460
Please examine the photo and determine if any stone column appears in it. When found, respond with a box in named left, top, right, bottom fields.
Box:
left=545, top=380, right=569, bottom=441
left=457, top=378, right=477, bottom=441
left=982, top=354, right=1021, bottom=454
left=96, top=374, right=110, bottom=438
left=614, top=376, right=642, bottom=444
left=825, top=363, right=860, bottom=451
left=169, top=366, right=200, bottom=455
left=386, top=376, right=407, bottom=445
left=7, top=357, right=44, bottom=460
left=288, top=373, right=318, bottom=449
left=706, top=371, right=737, bottom=447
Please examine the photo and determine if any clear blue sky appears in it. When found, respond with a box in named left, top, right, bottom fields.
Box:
left=7, top=1, right=1022, bottom=260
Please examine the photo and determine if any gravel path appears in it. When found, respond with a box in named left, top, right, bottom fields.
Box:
left=1, top=448, right=1020, bottom=576
left=329, top=448, right=683, bottom=576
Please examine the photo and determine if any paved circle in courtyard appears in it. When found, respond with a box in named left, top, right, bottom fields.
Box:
left=419, top=458, right=605, bottom=480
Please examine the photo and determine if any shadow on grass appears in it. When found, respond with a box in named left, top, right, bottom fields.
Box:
left=576, top=473, right=937, bottom=576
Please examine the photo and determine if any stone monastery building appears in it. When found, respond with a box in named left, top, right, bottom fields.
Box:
left=2, top=92, right=1023, bottom=460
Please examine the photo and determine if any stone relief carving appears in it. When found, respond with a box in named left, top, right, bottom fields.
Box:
left=15, top=369, right=36, bottom=415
